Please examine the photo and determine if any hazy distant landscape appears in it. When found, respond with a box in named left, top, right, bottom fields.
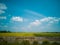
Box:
left=0, top=31, right=60, bottom=37
left=0, top=31, right=60, bottom=45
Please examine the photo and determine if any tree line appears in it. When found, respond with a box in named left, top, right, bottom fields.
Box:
left=0, top=30, right=11, bottom=33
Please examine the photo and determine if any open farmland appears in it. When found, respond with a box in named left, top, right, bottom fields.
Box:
left=0, top=33, right=34, bottom=37
left=0, top=32, right=60, bottom=37
left=0, top=32, right=60, bottom=45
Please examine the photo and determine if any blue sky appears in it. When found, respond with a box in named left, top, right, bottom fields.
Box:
left=0, top=0, right=60, bottom=32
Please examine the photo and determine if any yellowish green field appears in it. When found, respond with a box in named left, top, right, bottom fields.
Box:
left=0, top=32, right=60, bottom=37
left=0, top=33, right=34, bottom=36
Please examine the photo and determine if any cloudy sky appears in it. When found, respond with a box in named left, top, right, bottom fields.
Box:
left=0, top=0, right=60, bottom=32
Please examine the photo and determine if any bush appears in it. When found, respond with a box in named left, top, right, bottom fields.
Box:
left=21, top=40, right=30, bottom=45
left=51, top=42, right=60, bottom=45
left=0, top=40, right=7, bottom=45
left=42, top=40, right=50, bottom=45
left=32, top=40, right=39, bottom=45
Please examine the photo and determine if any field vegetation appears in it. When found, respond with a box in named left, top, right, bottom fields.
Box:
left=0, top=31, right=60, bottom=37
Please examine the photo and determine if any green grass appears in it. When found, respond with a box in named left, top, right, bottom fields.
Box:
left=0, top=32, right=34, bottom=36
left=0, top=32, right=60, bottom=37
left=34, top=32, right=60, bottom=37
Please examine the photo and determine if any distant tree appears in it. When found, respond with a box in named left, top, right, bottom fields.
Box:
left=0, top=30, right=11, bottom=33
left=34, top=33, right=42, bottom=37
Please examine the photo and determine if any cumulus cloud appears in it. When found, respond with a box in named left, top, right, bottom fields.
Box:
left=40, top=17, right=60, bottom=24
left=0, top=3, right=7, bottom=14
left=30, top=20, right=40, bottom=26
left=0, top=16, right=6, bottom=19
left=0, top=10, right=5, bottom=14
left=28, top=20, right=41, bottom=28
left=0, top=25, right=8, bottom=28
left=11, top=16, right=23, bottom=22
left=0, top=3, right=7, bottom=10
left=28, top=17, right=60, bottom=28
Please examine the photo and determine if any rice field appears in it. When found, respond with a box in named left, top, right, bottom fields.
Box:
left=0, top=32, right=60, bottom=37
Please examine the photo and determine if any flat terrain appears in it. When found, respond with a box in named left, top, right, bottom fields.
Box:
left=0, top=33, right=34, bottom=36
left=0, top=32, right=60, bottom=37
left=0, top=32, right=60, bottom=45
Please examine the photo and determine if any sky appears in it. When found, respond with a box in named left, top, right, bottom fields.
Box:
left=0, top=0, right=60, bottom=32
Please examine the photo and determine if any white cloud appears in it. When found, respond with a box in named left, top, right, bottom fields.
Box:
left=40, top=17, right=60, bottom=24
left=0, top=3, right=7, bottom=14
left=0, top=16, right=6, bottom=19
left=28, top=20, right=41, bottom=28
left=0, top=25, right=8, bottom=28
left=11, top=16, right=23, bottom=22
left=28, top=17, right=60, bottom=29
left=0, top=10, right=5, bottom=14
left=0, top=3, right=7, bottom=10
left=40, top=17, right=50, bottom=22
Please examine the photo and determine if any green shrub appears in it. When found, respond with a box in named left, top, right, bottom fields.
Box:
left=51, top=42, right=60, bottom=45
left=42, top=40, right=50, bottom=45
left=32, top=40, right=39, bottom=45
left=21, top=40, right=30, bottom=45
